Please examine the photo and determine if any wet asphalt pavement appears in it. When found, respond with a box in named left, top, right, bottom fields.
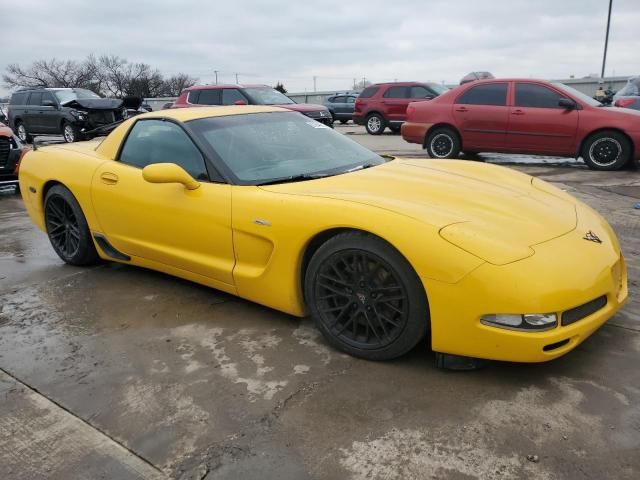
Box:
left=1, top=130, right=640, bottom=479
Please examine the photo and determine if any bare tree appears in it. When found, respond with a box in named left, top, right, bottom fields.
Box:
left=3, top=55, right=198, bottom=99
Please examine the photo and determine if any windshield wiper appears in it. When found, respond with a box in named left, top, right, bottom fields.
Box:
left=255, top=173, right=331, bottom=186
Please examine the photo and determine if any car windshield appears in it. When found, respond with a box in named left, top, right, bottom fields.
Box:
left=53, top=88, right=101, bottom=104
left=428, top=83, right=449, bottom=95
left=615, top=77, right=640, bottom=97
left=243, top=88, right=294, bottom=105
left=189, top=111, right=386, bottom=185
left=551, top=82, right=602, bottom=107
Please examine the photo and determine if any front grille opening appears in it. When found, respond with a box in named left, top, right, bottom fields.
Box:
left=543, top=338, right=570, bottom=352
left=561, top=295, right=607, bottom=326
left=0, top=137, right=10, bottom=168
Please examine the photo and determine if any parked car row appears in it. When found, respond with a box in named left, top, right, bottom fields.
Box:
left=401, top=78, right=640, bottom=171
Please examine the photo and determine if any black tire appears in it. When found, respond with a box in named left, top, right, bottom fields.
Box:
left=581, top=131, right=631, bottom=171
left=425, top=127, right=461, bottom=159
left=62, top=121, right=81, bottom=143
left=339, top=119, right=349, bottom=125
left=15, top=121, right=32, bottom=144
left=304, top=231, right=429, bottom=361
left=365, top=113, right=386, bottom=135
left=44, top=185, right=99, bottom=265
left=388, top=125, right=401, bottom=134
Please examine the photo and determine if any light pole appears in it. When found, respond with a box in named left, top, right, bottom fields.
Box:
left=601, top=0, right=613, bottom=79
left=214, top=70, right=219, bottom=85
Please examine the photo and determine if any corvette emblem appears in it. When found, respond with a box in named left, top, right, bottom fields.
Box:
left=583, top=230, right=602, bottom=244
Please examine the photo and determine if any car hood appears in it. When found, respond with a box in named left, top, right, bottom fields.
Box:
left=600, top=105, right=640, bottom=118
left=61, top=96, right=142, bottom=111
left=277, top=103, right=327, bottom=113
left=260, top=159, right=578, bottom=264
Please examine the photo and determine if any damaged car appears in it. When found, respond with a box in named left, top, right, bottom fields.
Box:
left=0, top=121, right=28, bottom=193
left=7, top=87, right=142, bottom=143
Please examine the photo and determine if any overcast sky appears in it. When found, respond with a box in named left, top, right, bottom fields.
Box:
left=3, top=0, right=639, bottom=96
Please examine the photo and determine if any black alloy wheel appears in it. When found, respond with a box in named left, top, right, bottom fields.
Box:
left=425, top=127, right=461, bottom=159
left=44, top=185, right=99, bottom=265
left=305, top=232, right=429, bottom=360
left=582, top=130, right=631, bottom=171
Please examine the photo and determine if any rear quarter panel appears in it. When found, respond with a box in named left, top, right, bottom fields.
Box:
left=18, top=144, right=110, bottom=232
left=401, top=98, right=454, bottom=144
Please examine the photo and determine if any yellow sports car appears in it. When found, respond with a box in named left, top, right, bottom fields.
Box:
left=18, top=106, right=627, bottom=366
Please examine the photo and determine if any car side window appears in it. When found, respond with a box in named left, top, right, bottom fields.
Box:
left=346, top=96, right=356, bottom=103
left=187, top=90, right=200, bottom=104
left=515, top=83, right=564, bottom=108
left=221, top=89, right=248, bottom=105
left=383, top=86, right=408, bottom=98
left=333, top=96, right=346, bottom=104
left=41, top=92, right=56, bottom=106
left=119, top=120, right=209, bottom=180
left=10, top=92, right=28, bottom=105
left=28, top=92, right=43, bottom=106
left=358, top=86, right=379, bottom=98
left=197, top=89, right=221, bottom=105
left=456, top=83, right=508, bottom=106
left=410, top=86, right=433, bottom=99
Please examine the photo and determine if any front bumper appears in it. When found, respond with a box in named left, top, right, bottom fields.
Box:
left=425, top=203, right=627, bottom=363
left=302, top=111, right=334, bottom=127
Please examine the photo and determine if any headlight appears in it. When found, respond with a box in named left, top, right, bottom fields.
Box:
left=481, top=313, right=557, bottom=331
left=70, top=110, right=87, bottom=120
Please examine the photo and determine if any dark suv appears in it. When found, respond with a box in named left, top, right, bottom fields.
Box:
left=353, top=82, right=448, bottom=134
left=8, top=87, right=140, bottom=143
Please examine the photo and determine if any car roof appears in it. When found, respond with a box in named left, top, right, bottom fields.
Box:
left=372, top=82, right=433, bottom=87
left=184, top=84, right=272, bottom=91
left=135, top=105, right=288, bottom=122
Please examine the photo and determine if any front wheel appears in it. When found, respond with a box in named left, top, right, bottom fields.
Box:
left=15, top=122, right=32, bottom=143
left=365, top=113, right=386, bottom=135
left=62, top=121, right=80, bottom=143
left=425, top=127, right=461, bottom=159
left=305, top=232, right=429, bottom=361
left=44, top=185, right=99, bottom=265
left=581, top=131, right=631, bottom=171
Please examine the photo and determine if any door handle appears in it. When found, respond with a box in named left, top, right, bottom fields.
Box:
left=512, top=109, right=525, bottom=115
left=100, top=172, right=119, bottom=185
left=455, top=107, right=468, bottom=112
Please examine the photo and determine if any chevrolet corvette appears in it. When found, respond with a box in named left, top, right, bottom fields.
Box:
left=18, top=106, right=628, bottom=364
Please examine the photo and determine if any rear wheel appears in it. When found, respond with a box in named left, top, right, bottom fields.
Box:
left=365, top=113, right=386, bottom=135
left=44, top=185, right=99, bottom=265
left=305, top=232, right=429, bottom=361
left=581, top=131, right=631, bottom=171
left=339, top=119, right=349, bottom=125
left=15, top=122, right=32, bottom=143
left=425, top=127, right=461, bottom=159
left=62, top=121, right=80, bottom=143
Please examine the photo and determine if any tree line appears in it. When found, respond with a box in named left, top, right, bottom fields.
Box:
left=3, top=55, right=198, bottom=98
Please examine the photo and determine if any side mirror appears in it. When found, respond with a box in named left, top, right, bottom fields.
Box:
left=234, top=99, right=248, bottom=105
left=142, top=163, right=200, bottom=190
left=558, top=98, right=576, bottom=109
left=424, top=95, right=435, bottom=100
left=42, top=99, right=56, bottom=108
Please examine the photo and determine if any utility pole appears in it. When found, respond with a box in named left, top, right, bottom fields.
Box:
left=235, top=73, right=239, bottom=84
left=313, top=76, right=317, bottom=92
left=601, top=0, right=613, bottom=79
left=214, top=70, right=219, bottom=85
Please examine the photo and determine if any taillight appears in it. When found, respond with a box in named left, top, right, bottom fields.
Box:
left=354, top=99, right=362, bottom=111
left=14, top=147, right=30, bottom=175
left=615, top=98, right=635, bottom=108
left=406, top=104, right=415, bottom=117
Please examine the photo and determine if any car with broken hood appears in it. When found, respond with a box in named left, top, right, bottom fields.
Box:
left=8, top=87, right=142, bottom=143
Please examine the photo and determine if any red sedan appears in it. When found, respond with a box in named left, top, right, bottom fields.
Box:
left=402, top=79, right=640, bottom=170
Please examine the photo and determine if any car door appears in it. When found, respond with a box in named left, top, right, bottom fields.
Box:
left=39, top=91, right=60, bottom=133
left=332, top=96, right=347, bottom=118
left=506, top=82, right=578, bottom=155
left=24, top=92, right=42, bottom=132
left=452, top=82, right=509, bottom=150
left=345, top=96, right=356, bottom=116
left=91, top=119, right=235, bottom=286
left=381, top=86, right=410, bottom=123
